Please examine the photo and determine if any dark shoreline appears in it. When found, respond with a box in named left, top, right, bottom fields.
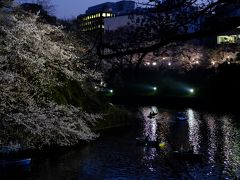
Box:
left=110, top=95, right=240, bottom=113
left=0, top=118, right=134, bottom=160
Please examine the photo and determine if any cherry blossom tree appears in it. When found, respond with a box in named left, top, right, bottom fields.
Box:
left=0, top=6, right=103, bottom=150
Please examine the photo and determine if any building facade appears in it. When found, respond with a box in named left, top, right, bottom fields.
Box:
left=78, top=1, right=135, bottom=32
left=215, top=4, right=240, bottom=45
left=78, top=12, right=113, bottom=32
left=217, top=27, right=240, bottom=45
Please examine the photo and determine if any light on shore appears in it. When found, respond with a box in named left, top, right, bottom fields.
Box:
left=189, top=88, right=194, bottom=93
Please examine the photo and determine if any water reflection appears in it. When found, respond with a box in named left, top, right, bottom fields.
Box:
left=139, top=107, right=240, bottom=178
left=187, top=109, right=200, bottom=153
left=141, top=106, right=158, bottom=141
left=2, top=107, right=240, bottom=179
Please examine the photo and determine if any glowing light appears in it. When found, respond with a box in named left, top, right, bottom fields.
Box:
left=168, top=62, right=172, bottom=66
left=153, top=87, right=157, bottom=91
left=152, top=62, right=157, bottom=66
left=146, top=62, right=150, bottom=66
left=110, top=89, right=113, bottom=93
left=211, top=61, right=215, bottom=65
left=195, top=61, right=199, bottom=64
left=228, top=62, right=230, bottom=65
left=189, top=88, right=194, bottom=93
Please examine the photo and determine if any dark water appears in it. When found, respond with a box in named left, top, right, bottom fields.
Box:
left=1, top=107, right=240, bottom=180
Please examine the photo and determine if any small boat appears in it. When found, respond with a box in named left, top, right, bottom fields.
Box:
left=136, top=138, right=158, bottom=147
left=176, top=112, right=188, bottom=121
left=171, top=151, right=203, bottom=162
left=147, top=111, right=158, bottom=119
left=176, top=116, right=188, bottom=121
left=0, top=158, right=31, bottom=167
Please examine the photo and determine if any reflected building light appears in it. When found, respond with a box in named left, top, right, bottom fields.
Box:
left=141, top=147, right=157, bottom=172
left=206, top=114, right=217, bottom=164
left=221, top=116, right=234, bottom=172
left=187, top=109, right=200, bottom=153
left=142, top=107, right=158, bottom=141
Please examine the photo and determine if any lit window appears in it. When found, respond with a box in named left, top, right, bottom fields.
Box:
left=217, top=35, right=238, bottom=44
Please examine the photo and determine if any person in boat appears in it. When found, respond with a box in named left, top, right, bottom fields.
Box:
left=148, top=111, right=157, bottom=118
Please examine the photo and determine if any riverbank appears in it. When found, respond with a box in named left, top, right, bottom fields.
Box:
left=0, top=105, right=133, bottom=159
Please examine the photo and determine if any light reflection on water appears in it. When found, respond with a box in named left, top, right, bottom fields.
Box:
left=140, top=107, right=240, bottom=178
left=142, top=107, right=158, bottom=141
left=1, top=107, right=240, bottom=179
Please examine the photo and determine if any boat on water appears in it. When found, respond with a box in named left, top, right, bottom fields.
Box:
left=0, top=158, right=31, bottom=167
left=136, top=138, right=159, bottom=147
left=176, top=112, right=188, bottom=121
left=147, top=111, right=158, bottom=119
left=176, top=116, right=188, bottom=121
left=136, top=138, right=166, bottom=150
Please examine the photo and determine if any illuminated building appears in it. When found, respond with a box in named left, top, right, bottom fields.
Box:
left=215, top=4, right=240, bottom=45
left=217, top=27, right=240, bottom=44
left=78, top=12, right=113, bottom=32
left=78, top=1, right=135, bottom=32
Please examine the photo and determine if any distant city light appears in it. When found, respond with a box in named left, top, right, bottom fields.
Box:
left=163, top=57, right=166, bottom=60
left=168, top=62, right=172, bottom=66
left=152, top=62, right=157, bottom=66
left=146, top=62, right=150, bottom=66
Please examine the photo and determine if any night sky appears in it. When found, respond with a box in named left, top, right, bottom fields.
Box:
left=16, top=0, right=127, bottom=19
